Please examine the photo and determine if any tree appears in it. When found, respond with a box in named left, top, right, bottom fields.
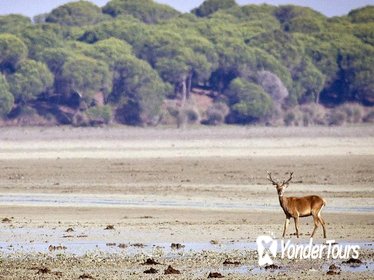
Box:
left=0, top=75, right=14, bottom=117
left=111, top=55, right=171, bottom=125
left=339, top=44, right=374, bottom=105
left=37, top=47, right=73, bottom=75
left=193, top=0, right=237, bottom=17
left=8, top=60, right=53, bottom=103
left=226, top=78, right=273, bottom=123
left=46, top=1, right=103, bottom=26
left=21, top=25, right=64, bottom=59
left=103, top=0, right=180, bottom=23
left=348, top=6, right=374, bottom=23
left=0, top=34, right=28, bottom=73
left=154, top=34, right=218, bottom=103
left=88, top=38, right=133, bottom=69
left=292, top=58, right=325, bottom=104
left=61, top=55, right=112, bottom=101
left=257, top=70, right=289, bottom=104
left=0, top=14, right=31, bottom=34
left=274, top=5, right=326, bottom=33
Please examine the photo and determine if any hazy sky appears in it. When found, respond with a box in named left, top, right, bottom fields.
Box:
left=0, top=0, right=373, bottom=18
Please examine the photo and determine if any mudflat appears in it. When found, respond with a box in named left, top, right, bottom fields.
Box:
left=0, top=126, right=373, bottom=279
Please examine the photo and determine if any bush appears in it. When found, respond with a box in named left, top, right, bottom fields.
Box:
left=163, top=103, right=200, bottom=128
left=176, top=107, right=200, bottom=128
left=203, top=102, right=229, bottom=125
left=72, top=111, right=89, bottom=126
left=184, top=107, right=200, bottom=123
left=226, top=78, right=273, bottom=124
left=283, top=107, right=302, bottom=126
left=363, top=109, right=374, bottom=123
left=340, top=103, right=364, bottom=123
left=327, top=109, right=346, bottom=126
left=283, top=103, right=327, bottom=126
left=86, top=105, right=112, bottom=125
left=300, top=103, right=327, bottom=126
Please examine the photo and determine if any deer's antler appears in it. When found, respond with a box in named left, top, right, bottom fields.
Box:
left=282, top=172, right=294, bottom=186
left=267, top=171, right=277, bottom=185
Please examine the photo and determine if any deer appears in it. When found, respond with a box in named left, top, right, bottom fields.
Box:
left=267, top=171, right=326, bottom=239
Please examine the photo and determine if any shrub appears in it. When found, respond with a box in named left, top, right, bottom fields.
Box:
left=184, top=107, right=200, bottom=123
left=283, top=107, right=302, bottom=126
left=363, top=109, right=374, bottom=123
left=340, top=103, right=364, bottom=123
left=163, top=103, right=200, bottom=128
left=203, top=102, right=230, bottom=125
left=283, top=103, right=327, bottom=126
left=327, top=109, right=346, bottom=126
left=300, top=103, right=327, bottom=126
left=86, top=105, right=112, bottom=125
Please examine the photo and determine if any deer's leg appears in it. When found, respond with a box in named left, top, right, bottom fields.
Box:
left=318, top=217, right=327, bottom=238
left=318, top=215, right=327, bottom=238
left=294, top=216, right=300, bottom=238
left=311, top=214, right=320, bottom=238
left=282, top=218, right=290, bottom=238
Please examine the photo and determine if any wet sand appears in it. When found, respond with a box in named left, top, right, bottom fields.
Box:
left=0, top=126, right=373, bottom=279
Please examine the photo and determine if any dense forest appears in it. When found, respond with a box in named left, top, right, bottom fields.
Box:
left=0, top=0, right=373, bottom=127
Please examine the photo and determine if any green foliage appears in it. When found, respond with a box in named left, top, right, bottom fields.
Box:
left=0, top=1, right=372, bottom=126
left=8, top=60, right=53, bottom=103
left=89, top=38, right=133, bottom=69
left=292, top=58, right=325, bottom=103
left=193, top=0, right=238, bottom=17
left=203, top=102, right=230, bottom=125
left=0, top=75, right=14, bottom=117
left=103, top=0, right=180, bottom=23
left=226, top=78, right=273, bottom=123
left=61, top=55, right=112, bottom=100
left=352, top=22, right=374, bottom=45
left=46, top=1, right=103, bottom=26
left=21, top=25, right=64, bottom=58
left=86, top=105, right=113, bottom=124
left=0, top=14, right=31, bottom=34
left=111, top=56, right=171, bottom=125
left=338, top=43, right=374, bottom=105
left=37, top=48, right=73, bottom=75
left=0, top=34, right=28, bottom=73
left=348, top=6, right=374, bottom=23
left=274, top=5, right=326, bottom=33
left=79, top=17, right=148, bottom=46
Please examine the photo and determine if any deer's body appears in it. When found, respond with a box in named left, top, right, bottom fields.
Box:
left=279, top=195, right=325, bottom=218
left=267, top=172, right=327, bottom=239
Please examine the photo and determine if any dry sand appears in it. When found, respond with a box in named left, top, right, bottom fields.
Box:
left=0, top=126, right=373, bottom=279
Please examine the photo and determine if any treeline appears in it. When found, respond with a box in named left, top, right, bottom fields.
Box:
left=0, top=0, right=373, bottom=127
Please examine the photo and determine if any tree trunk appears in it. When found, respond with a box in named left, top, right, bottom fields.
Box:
left=180, top=78, right=187, bottom=107
left=186, top=72, right=193, bottom=100
left=316, top=91, right=320, bottom=104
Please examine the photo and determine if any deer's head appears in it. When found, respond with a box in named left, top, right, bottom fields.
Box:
left=267, top=171, right=293, bottom=196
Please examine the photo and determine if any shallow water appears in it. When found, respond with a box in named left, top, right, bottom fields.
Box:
left=0, top=234, right=372, bottom=257
left=323, top=262, right=374, bottom=273
left=1, top=194, right=373, bottom=213
left=1, top=237, right=373, bottom=275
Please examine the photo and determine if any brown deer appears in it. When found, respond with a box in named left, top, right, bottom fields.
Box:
left=267, top=171, right=327, bottom=239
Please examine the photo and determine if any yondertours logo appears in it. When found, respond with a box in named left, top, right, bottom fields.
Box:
left=256, top=235, right=360, bottom=266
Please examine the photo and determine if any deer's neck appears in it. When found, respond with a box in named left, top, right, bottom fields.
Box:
left=278, top=195, right=289, bottom=215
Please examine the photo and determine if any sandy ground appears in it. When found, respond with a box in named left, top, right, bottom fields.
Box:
left=0, top=126, right=373, bottom=279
